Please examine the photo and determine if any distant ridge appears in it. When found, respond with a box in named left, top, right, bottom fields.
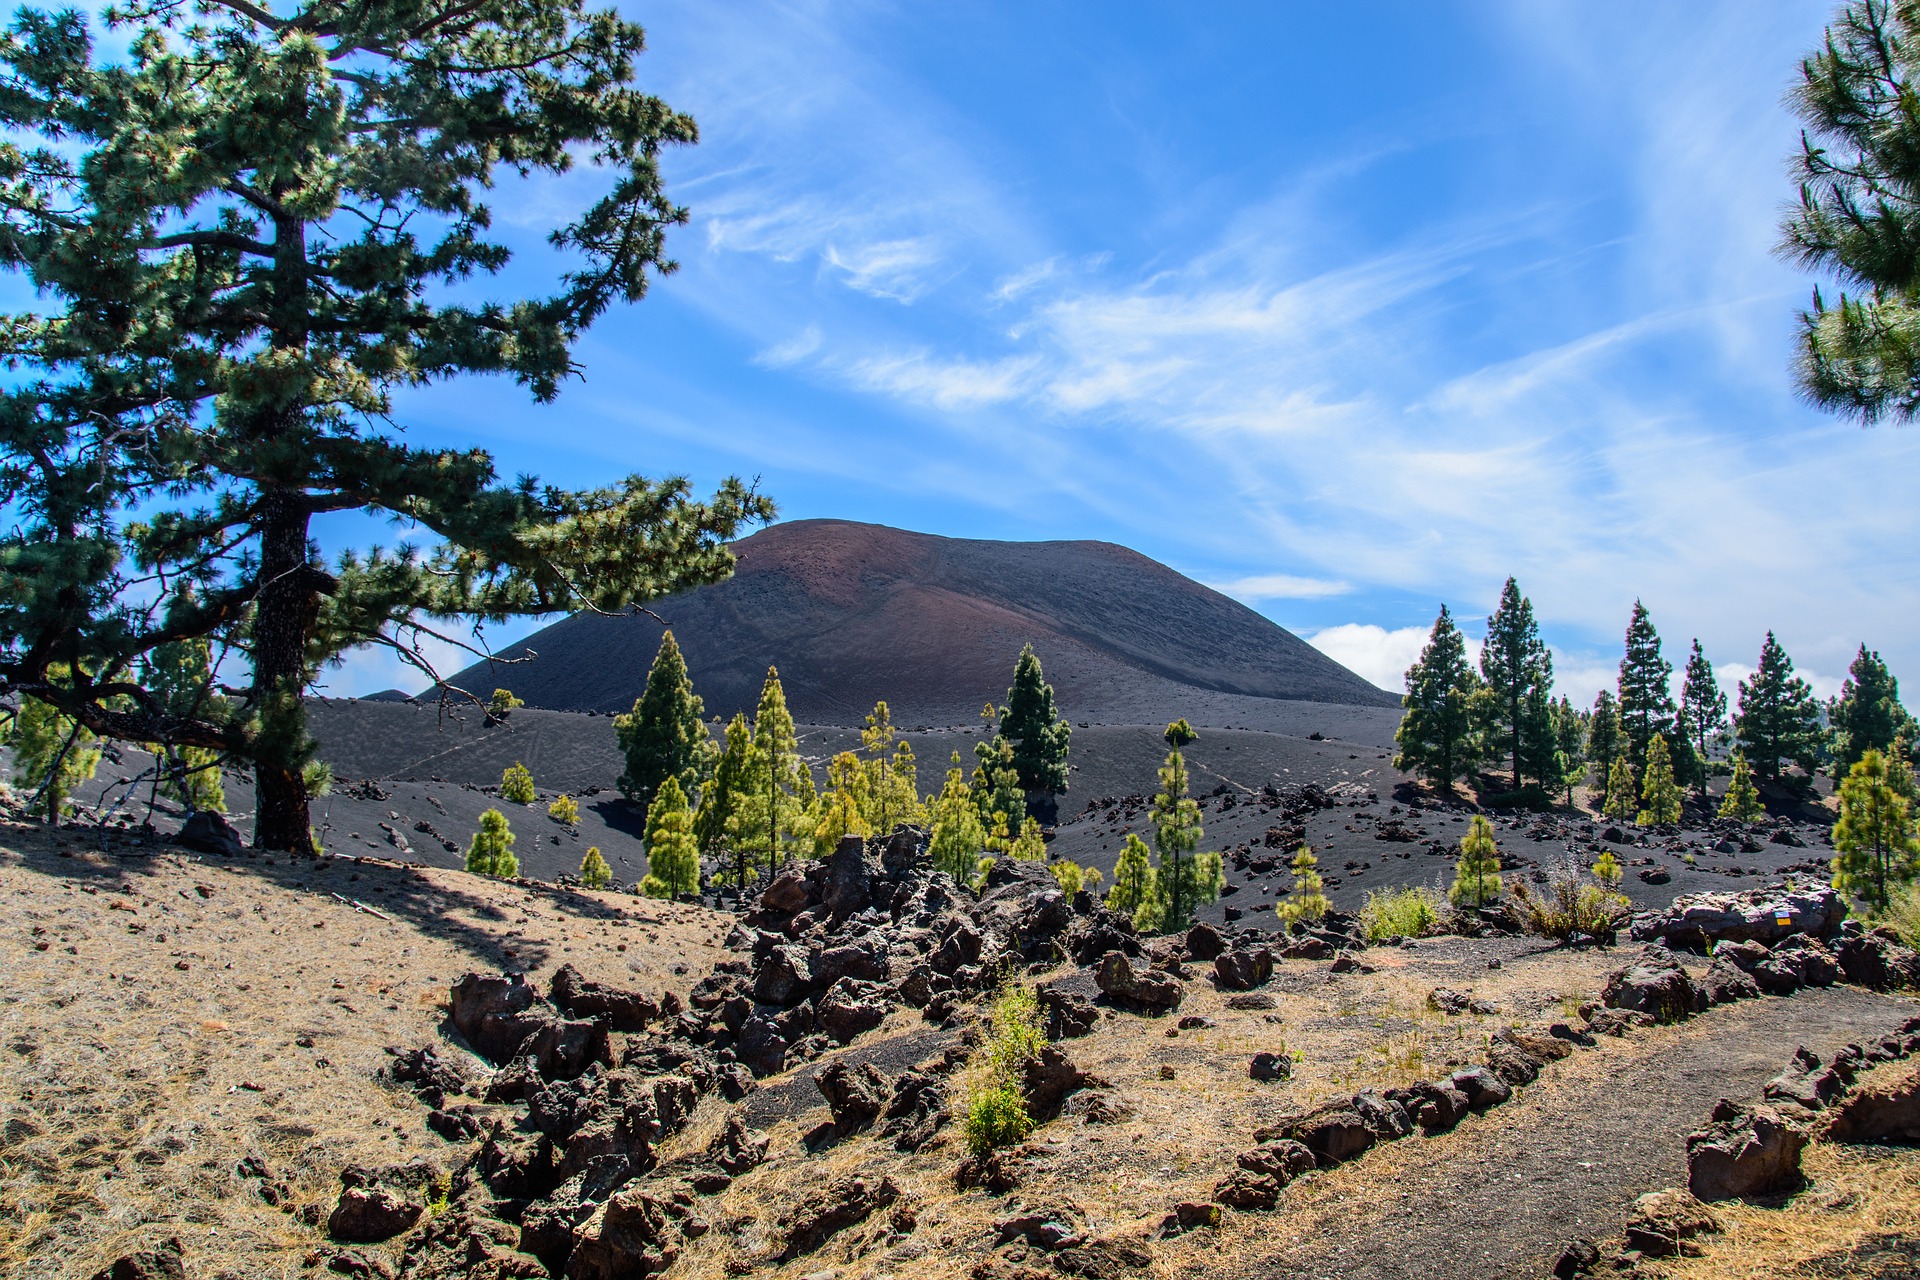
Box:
left=443, top=519, right=1398, bottom=726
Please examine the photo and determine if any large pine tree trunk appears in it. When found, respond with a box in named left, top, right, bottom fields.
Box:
left=251, top=491, right=321, bottom=852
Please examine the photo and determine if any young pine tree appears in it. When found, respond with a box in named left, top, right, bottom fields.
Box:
left=1829, top=645, right=1914, bottom=778
left=1719, top=752, right=1765, bottom=823
left=616, top=631, right=715, bottom=816
left=812, top=751, right=873, bottom=854
left=466, top=809, right=518, bottom=879
left=1636, top=735, right=1683, bottom=827
left=488, top=689, right=525, bottom=722
left=1106, top=833, right=1161, bottom=932
left=1592, top=849, right=1624, bottom=888
left=1680, top=639, right=1729, bottom=799
left=0, top=4, right=772, bottom=852
left=735, top=667, right=812, bottom=875
left=579, top=847, right=613, bottom=890
left=1552, top=696, right=1589, bottom=808
left=1831, top=750, right=1920, bottom=913
left=858, top=701, right=922, bottom=835
left=1602, top=754, right=1639, bottom=823
left=12, top=689, right=101, bottom=820
left=1277, top=847, right=1331, bottom=926
left=641, top=777, right=700, bottom=900
left=971, top=735, right=1025, bottom=835
left=698, top=714, right=756, bottom=898
left=1150, top=749, right=1209, bottom=931
left=1008, top=816, right=1049, bottom=862
left=1617, top=601, right=1676, bottom=775
left=1000, top=644, right=1072, bottom=797
left=928, top=752, right=988, bottom=881
left=1449, top=814, right=1503, bottom=908
left=1394, top=604, right=1482, bottom=791
left=1735, top=632, right=1825, bottom=785
left=1480, top=579, right=1554, bottom=791
left=501, top=762, right=537, bottom=805
left=548, top=794, right=580, bottom=825
left=1164, top=719, right=1199, bottom=749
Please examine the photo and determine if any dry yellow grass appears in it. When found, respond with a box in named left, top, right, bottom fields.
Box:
left=0, top=821, right=731, bottom=1280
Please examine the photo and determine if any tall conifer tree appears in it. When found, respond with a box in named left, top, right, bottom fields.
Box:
left=1829, top=645, right=1915, bottom=778
left=1735, top=633, right=1825, bottom=785
left=1617, top=601, right=1676, bottom=775
left=0, top=3, right=771, bottom=850
left=999, top=644, right=1071, bottom=797
left=735, top=666, right=810, bottom=874
left=615, top=631, right=713, bottom=815
left=640, top=777, right=699, bottom=899
left=1394, top=605, right=1481, bottom=790
left=1586, top=690, right=1623, bottom=808
left=1831, top=750, right=1919, bottom=911
left=1479, top=579, right=1553, bottom=791
left=697, top=713, right=754, bottom=898
left=1679, top=639, right=1729, bottom=799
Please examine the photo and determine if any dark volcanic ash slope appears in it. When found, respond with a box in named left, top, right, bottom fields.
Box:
left=444, top=519, right=1396, bottom=725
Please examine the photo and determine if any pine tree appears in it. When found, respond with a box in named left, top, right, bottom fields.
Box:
left=1735, top=632, right=1825, bottom=785
left=734, top=667, right=811, bottom=875
left=1586, top=691, right=1623, bottom=808
left=12, top=687, right=101, bottom=820
left=1150, top=749, right=1212, bottom=931
left=1480, top=579, right=1554, bottom=791
left=641, top=777, right=700, bottom=900
left=971, top=735, right=1025, bottom=834
left=548, top=794, right=580, bottom=825
left=859, top=701, right=922, bottom=835
left=579, top=847, right=613, bottom=890
left=1889, top=730, right=1920, bottom=808
left=1602, top=754, right=1639, bottom=822
left=1617, top=601, right=1676, bottom=775
left=1636, top=736, right=1683, bottom=827
left=1720, top=752, right=1764, bottom=823
left=488, top=689, right=525, bottom=722
left=1164, top=719, right=1199, bottom=749
left=501, top=762, right=536, bottom=805
left=1008, top=816, right=1048, bottom=861
left=1552, top=696, right=1589, bottom=808
left=1592, top=849, right=1624, bottom=888
left=1000, top=644, right=1072, bottom=797
left=1106, top=833, right=1159, bottom=930
left=1277, top=847, right=1330, bottom=926
left=1829, top=645, right=1915, bottom=778
left=699, top=714, right=756, bottom=897
left=1781, top=0, right=1920, bottom=421
left=466, top=809, right=518, bottom=879
left=1516, top=685, right=1563, bottom=797
left=1449, top=815, right=1503, bottom=908
left=616, top=631, right=715, bottom=816
left=1831, top=750, right=1920, bottom=912
left=1394, top=605, right=1482, bottom=791
left=1679, top=640, right=1729, bottom=799
left=0, top=4, right=773, bottom=852
left=928, top=752, right=988, bottom=881
left=141, top=635, right=228, bottom=814
left=811, top=751, right=873, bottom=855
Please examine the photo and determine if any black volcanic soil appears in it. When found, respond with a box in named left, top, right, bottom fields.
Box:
left=442, top=519, right=1397, bottom=724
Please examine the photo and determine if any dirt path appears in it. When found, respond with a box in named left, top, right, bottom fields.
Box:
left=1172, top=985, right=1920, bottom=1280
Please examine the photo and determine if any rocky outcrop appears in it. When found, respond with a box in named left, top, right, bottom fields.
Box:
left=1835, top=925, right=1920, bottom=991
left=1686, top=1101, right=1807, bottom=1200
left=1600, top=946, right=1704, bottom=1024
left=1622, top=1188, right=1721, bottom=1258
left=816, top=1060, right=890, bottom=1132
left=1094, top=950, right=1184, bottom=1012
left=777, top=1175, right=902, bottom=1261
left=1821, top=1064, right=1920, bottom=1144
left=550, top=964, right=661, bottom=1033
left=88, top=1240, right=186, bottom=1280
left=1628, top=884, right=1845, bottom=950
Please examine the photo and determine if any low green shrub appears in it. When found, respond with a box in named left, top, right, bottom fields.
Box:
left=1359, top=885, right=1443, bottom=942
left=1508, top=872, right=1628, bottom=944
left=1885, top=883, right=1920, bottom=949
left=964, top=1085, right=1034, bottom=1157
left=960, top=981, right=1046, bottom=1157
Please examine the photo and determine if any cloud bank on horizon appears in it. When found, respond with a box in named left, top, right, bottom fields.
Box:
left=328, top=0, right=1915, bottom=713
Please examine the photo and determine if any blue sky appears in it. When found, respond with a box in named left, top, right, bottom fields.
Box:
left=317, top=0, right=1918, bottom=709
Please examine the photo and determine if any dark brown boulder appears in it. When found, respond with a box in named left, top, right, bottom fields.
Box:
left=1601, top=947, right=1704, bottom=1025
left=449, top=972, right=549, bottom=1065
left=1021, top=1046, right=1093, bottom=1119
left=1822, top=1065, right=1920, bottom=1143
left=1623, top=1188, right=1721, bottom=1258
left=1686, top=1101, right=1807, bottom=1200
left=550, top=964, right=659, bottom=1033
left=1282, top=1103, right=1374, bottom=1164
left=88, top=1240, right=186, bottom=1280
left=328, top=1185, right=423, bottom=1243
left=567, top=1187, right=677, bottom=1279
left=1213, top=948, right=1272, bottom=991
left=760, top=871, right=812, bottom=915
left=778, top=1175, right=901, bottom=1260
left=1094, top=950, right=1183, bottom=1012
left=816, top=977, right=888, bottom=1043
left=1185, top=922, right=1227, bottom=962
left=816, top=1060, right=890, bottom=1131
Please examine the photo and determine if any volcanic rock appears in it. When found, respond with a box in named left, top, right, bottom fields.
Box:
left=1094, top=950, right=1183, bottom=1012
left=1600, top=947, right=1704, bottom=1024
left=1686, top=1101, right=1807, bottom=1200
left=1822, top=1066, right=1920, bottom=1143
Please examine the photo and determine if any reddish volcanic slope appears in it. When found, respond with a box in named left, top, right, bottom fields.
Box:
left=443, top=519, right=1397, bottom=726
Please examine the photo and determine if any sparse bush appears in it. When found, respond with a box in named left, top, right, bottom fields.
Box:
left=501, top=762, right=536, bottom=804
left=961, top=981, right=1045, bottom=1157
left=548, top=793, right=580, bottom=825
left=1886, top=882, right=1920, bottom=948
left=466, top=808, right=518, bottom=878
left=964, top=1085, right=1034, bottom=1157
left=1508, top=871, right=1628, bottom=944
left=1359, top=885, right=1442, bottom=942
left=579, top=846, right=612, bottom=889
left=1276, top=846, right=1330, bottom=926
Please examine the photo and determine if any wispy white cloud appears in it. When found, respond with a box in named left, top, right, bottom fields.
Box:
left=1211, top=573, right=1353, bottom=601
left=754, top=324, right=825, bottom=368
left=840, top=350, right=1042, bottom=408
